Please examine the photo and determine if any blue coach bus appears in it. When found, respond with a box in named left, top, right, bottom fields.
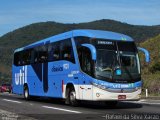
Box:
left=12, top=29, right=149, bottom=106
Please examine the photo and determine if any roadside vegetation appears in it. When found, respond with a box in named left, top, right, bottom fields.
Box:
left=140, top=34, right=160, bottom=96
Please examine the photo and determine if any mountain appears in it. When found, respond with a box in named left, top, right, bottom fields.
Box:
left=0, top=19, right=160, bottom=85
left=1, top=19, right=160, bottom=48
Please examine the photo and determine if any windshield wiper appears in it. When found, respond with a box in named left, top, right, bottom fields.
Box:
left=100, top=67, right=112, bottom=72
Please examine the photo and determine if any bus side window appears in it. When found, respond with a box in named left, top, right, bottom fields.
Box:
left=48, top=41, right=60, bottom=61
left=48, top=45, right=53, bottom=61
left=14, top=50, right=32, bottom=66
left=14, top=52, right=21, bottom=66
left=38, top=45, right=48, bottom=63
left=30, top=49, right=35, bottom=64
left=53, top=50, right=60, bottom=60
left=53, top=42, right=60, bottom=61
left=61, top=39, right=75, bottom=63
left=34, top=47, right=39, bottom=63
left=78, top=47, right=92, bottom=75
left=22, top=50, right=31, bottom=65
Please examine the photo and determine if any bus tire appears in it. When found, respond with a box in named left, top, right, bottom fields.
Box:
left=24, top=85, right=30, bottom=100
left=69, top=88, right=79, bottom=106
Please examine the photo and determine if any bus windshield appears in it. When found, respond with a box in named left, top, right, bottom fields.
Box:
left=120, top=51, right=139, bottom=74
left=75, top=37, right=141, bottom=83
left=96, top=50, right=117, bottom=79
left=95, top=49, right=140, bottom=83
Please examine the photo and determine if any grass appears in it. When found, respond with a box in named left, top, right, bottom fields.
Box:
left=139, top=34, right=160, bottom=96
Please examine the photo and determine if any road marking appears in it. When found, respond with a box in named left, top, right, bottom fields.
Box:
left=3, top=99, right=22, bottom=104
left=42, top=106, right=82, bottom=114
left=124, top=101, right=160, bottom=105
left=139, top=102, right=160, bottom=105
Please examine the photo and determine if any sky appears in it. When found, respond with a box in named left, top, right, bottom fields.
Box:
left=0, top=0, right=160, bottom=36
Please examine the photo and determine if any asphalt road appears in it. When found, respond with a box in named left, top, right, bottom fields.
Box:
left=0, top=93, right=160, bottom=120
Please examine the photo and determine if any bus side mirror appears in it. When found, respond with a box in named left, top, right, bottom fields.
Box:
left=137, top=47, right=150, bottom=63
left=81, top=44, right=96, bottom=60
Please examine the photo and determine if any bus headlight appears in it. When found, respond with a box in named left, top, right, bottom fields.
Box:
left=98, top=85, right=106, bottom=90
left=92, top=82, right=106, bottom=90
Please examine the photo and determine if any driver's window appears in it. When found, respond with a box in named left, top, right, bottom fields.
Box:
left=78, top=47, right=92, bottom=75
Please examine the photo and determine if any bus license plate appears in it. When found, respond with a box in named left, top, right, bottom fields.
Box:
left=118, top=95, right=126, bottom=100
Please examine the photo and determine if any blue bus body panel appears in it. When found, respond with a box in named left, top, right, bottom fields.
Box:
left=12, top=60, right=79, bottom=98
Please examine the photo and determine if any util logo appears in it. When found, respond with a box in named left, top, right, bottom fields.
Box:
left=15, top=66, right=27, bottom=85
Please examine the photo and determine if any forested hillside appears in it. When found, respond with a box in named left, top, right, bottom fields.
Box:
left=140, top=34, right=160, bottom=95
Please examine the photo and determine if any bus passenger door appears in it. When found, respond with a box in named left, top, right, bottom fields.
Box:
left=78, top=47, right=93, bottom=100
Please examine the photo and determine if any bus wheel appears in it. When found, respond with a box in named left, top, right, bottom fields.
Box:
left=69, top=88, right=78, bottom=106
left=24, top=86, right=30, bottom=100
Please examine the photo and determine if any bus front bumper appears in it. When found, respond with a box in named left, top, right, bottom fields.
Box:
left=92, top=86, right=141, bottom=101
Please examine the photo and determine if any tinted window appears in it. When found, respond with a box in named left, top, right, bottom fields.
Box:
left=61, top=39, right=75, bottom=63
left=22, top=50, right=32, bottom=65
left=14, top=39, right=75, bottom=66
left=14, top=49, right=32, bottom=66
left=38, top=45, right=48, bottom=63
left=77, top=47, right=92, bottom=75
left=74, top=37, right=91, bottom=47
left=117, top=41, right=137, bottom=52
left=14, top=52, right=21, bottom=66
left=48, top=41, right=60, bottom=61
left=34, top=47, right=39, bottom=63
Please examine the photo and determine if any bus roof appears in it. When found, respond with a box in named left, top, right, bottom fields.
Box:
left=15, top=29, right=134, bottom=52
left=72, top=29, right=133, bottom=41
